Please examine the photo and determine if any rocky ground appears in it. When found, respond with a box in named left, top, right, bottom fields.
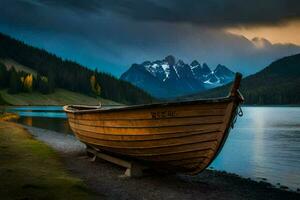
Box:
left=25, top=125, right=300, bottom=200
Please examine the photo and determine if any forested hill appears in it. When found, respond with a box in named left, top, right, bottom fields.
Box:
left=0, top=32, right=154, bottom=105
left=183, top=53, right=300, bottom=105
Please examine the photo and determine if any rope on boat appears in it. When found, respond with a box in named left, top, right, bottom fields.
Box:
left=231, top=105, right=243, bottom=129
left=238, top=106, right=243, bottom=117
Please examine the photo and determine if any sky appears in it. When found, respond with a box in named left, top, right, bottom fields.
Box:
left=0, top=0, right=300, bottom=77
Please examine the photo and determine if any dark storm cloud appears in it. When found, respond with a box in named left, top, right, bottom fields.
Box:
left=18, top=0, right=300, bottom=26
left=0, top=0, right=300, bottom=76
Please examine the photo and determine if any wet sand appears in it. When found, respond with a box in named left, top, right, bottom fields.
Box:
left=24, top=125, right=299, bottom=200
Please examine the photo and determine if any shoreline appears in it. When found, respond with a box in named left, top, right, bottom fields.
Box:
left=22, top=124, right=299, bottom=200
left=0, top=121, right=98, bottom=199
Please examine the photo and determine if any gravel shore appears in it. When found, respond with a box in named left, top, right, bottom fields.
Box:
left=24, top=125, right=299, bottom=200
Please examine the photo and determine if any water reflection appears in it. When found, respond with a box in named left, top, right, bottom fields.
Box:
left=9, top=106, right=63, bottom=111
left=23, top=117, right=32, bottom=126
left=16, top=111, right=66, bottom=118
left=210, top=107, right=300, bottom=190
left=17, top=117, right=72, bottom=134
left=8, top=106, right=66, bottom=118
left=7, top=106, right=72, bottom=134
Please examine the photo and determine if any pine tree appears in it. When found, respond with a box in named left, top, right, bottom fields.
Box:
left=8, top=67, right=22, bottom=94
left=0, top=63, right=8, bottom=88
left=47, top=72, right=55, bottom=93
left=37, top=75, right=50, bottom=94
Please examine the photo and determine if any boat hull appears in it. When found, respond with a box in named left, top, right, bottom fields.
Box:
left=65, top=99, right=240, bottom=174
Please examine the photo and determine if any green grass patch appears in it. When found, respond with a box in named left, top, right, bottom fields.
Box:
left=0, top=88, right=121, bottom=106
left=0, top=122, right=99, bottom=200
left=0, top=112, right=19, bottom=121
left=0, top=93, right=9, bottom=105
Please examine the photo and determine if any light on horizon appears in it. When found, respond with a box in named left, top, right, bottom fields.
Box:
left=225, top=19, right=300, bottom=45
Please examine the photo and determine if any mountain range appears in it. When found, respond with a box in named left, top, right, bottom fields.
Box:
left=120, top=55, right=235, bottom=98
left=183, top=53, right=300, bottom=105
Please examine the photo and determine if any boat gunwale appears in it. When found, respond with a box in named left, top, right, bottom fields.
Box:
left=63, top=96, right=234, bottom=114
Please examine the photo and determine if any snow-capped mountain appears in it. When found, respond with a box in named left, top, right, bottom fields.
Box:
left=120, top=55, right=235, bottom=98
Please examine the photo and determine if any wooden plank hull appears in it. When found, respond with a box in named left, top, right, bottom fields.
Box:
left=64, top=73, right=244, bottom=174
left=65, top=99, right=241, bottom=174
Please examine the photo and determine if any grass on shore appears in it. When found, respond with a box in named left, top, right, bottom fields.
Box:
left=0, top=121, right=98, bottom=200
left=0, top=112, right=19, bottom=121
left=0, top=88, right=120, bottom=106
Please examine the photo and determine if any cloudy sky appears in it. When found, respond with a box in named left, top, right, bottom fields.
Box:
left=1, top=0, right=300, bottom=77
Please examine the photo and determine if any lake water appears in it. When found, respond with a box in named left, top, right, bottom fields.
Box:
left=7, top=106, right=300, bottom=190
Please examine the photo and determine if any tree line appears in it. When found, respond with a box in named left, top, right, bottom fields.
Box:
left=0, top=33, right=154, bottom=104
left=0, top=63, right=55, bottom=94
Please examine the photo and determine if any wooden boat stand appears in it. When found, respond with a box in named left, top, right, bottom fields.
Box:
left=86, top=146, right=148, bottom=177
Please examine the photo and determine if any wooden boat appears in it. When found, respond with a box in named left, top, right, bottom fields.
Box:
left=64, top=73, right=244, bottom=174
